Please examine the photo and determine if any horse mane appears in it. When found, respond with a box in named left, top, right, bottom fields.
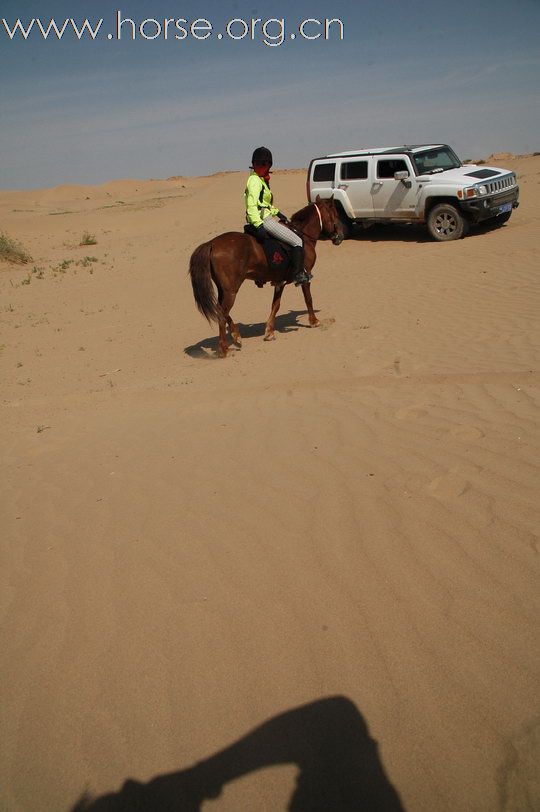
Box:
left=291, top=204, right=314, bottom=226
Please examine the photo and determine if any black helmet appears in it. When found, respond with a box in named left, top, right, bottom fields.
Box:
left=251, top=146, right=273, bottom=168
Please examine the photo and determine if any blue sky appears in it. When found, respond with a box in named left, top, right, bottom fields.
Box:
left=1, top=0, right=539, bottom=188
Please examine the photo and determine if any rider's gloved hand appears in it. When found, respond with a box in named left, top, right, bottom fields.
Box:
left=277, top=211, right=289, bottom=223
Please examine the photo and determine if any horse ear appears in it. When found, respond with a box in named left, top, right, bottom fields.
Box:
left=315, top=194, right=321, bottom=203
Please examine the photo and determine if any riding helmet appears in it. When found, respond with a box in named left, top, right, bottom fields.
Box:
left=251, top=146, right=273, bottom=168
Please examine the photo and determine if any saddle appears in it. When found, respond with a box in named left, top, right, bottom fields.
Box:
left=243, top=224, right=291, bottom=271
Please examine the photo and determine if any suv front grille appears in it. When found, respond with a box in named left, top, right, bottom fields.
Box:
left=485, top=174, right=515, bottom=194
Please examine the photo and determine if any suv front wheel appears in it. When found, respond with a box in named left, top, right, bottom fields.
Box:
left=427, top=203, right=469, bottom=241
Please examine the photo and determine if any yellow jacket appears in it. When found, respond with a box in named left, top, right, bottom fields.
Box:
left=245, top=171, right=279, bottom=227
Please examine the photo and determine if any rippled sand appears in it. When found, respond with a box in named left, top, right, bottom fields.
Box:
left=1, top=156, right=539, bottom=810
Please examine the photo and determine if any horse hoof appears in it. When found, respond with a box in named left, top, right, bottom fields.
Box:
left=264, top=333, right=276, bottom=342
left=233, top=337, right=242, bottom=348
left=310, top=319, right=320, bottom=328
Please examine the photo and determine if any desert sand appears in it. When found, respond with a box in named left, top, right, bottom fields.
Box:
left=1, top=155, right=539, bottom=811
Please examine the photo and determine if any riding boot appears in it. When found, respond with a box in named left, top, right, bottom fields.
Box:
left=290, top=246, right=312, bottom=286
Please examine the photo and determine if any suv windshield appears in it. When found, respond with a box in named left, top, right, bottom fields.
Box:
left=413, top=146, right=462, bottom=175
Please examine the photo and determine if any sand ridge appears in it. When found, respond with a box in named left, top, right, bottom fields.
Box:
left=1, top=156, right=539, bottom=810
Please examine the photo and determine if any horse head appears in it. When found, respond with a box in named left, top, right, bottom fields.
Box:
left=315, top=195, right=344, bottom=245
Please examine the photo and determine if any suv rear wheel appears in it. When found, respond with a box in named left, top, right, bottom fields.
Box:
left=427, top=203, right=469, bottom=241
left=335, top=208, right=351, bottom=240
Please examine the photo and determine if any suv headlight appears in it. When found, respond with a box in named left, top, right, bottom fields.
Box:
left=462, top=184, right=488, bottom=199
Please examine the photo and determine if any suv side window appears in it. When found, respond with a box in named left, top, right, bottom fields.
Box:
left=340, top=161, right=368, bottom=180
left=313, top=162, right=336, bottom=182
left=377, top=159, right=408, bottom=179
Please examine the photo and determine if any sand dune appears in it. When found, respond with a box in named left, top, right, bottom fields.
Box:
left=1, top=156, right=539, bottom=811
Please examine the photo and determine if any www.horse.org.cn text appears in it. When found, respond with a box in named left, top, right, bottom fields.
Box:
left=1, top=14, right=345, bottom=46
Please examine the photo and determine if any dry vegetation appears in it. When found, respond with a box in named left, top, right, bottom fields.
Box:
left=0, top=232, right=32, bottom=264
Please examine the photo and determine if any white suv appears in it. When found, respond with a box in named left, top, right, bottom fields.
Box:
left=307, top=144, right=519, bottom=241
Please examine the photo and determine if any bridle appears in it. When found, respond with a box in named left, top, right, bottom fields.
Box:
left=313, top=202, right=323, bottom=231
left=292, top=201, right=340, bottom=243
left=313, top=201, right=341, bottom=242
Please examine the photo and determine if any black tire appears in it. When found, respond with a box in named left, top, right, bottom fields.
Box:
left=427, top=203, right=469, bottom=241
left=338, top=211, right=352, bottom=240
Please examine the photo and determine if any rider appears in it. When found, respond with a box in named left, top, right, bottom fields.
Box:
left=245, top=146, right=311, bottom=285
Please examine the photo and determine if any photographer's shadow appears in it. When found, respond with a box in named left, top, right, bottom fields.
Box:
left=73, top=696, right=404, bottom=811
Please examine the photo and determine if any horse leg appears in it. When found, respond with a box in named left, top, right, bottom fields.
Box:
left=301, top=281, right=319, bottom=327
left=216, top=275, right=241, bottom=347
left=226, top=313, right=242, bottom=348
left=216, top=287, right=228, bottom=358
left=264, top=283, right=285, bottom=341
left=217, top=289, right=238, bottom=357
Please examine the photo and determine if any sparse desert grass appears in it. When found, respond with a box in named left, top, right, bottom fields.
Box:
left=50, top=256, right=98, bottom=276
left=0, top=232, right=32, bottom=265
left=80, top=231, right=97, bottom=245
left=77, top=256, right=98, bottom=268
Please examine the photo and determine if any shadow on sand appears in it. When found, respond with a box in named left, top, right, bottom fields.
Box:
left=184, top=308, right=317, bottom=359
left=72, top=696, right=405, bottom=811
left=347, top=223, right=431, bottom=244
left=348, top=219, right=508, bottom=244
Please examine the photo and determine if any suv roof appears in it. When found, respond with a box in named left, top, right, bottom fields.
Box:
left=318, top=144, right=446, bottom=159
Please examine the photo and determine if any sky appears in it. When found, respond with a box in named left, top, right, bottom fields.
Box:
left=1, top=0, right=539, bottom=189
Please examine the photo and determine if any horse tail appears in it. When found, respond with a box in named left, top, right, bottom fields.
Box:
left=189, top=240, right=219, bottom=323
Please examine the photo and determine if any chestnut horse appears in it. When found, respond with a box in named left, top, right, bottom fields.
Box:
left=188, top=196, right=343, bottom=357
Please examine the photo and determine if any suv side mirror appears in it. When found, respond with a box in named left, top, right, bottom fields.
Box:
left=394, top=169, right=412, bottom=188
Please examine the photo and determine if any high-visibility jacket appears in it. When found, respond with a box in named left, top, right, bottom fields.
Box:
left=245, top=171, right=279, bottom=227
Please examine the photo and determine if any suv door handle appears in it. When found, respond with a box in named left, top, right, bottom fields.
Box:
left=337, top=183, right=348, bottom=190
left=372, top=182, right=383, bottom=189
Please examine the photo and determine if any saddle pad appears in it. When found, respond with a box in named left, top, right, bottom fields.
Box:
left=244, top=225, right=291, bottom=271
